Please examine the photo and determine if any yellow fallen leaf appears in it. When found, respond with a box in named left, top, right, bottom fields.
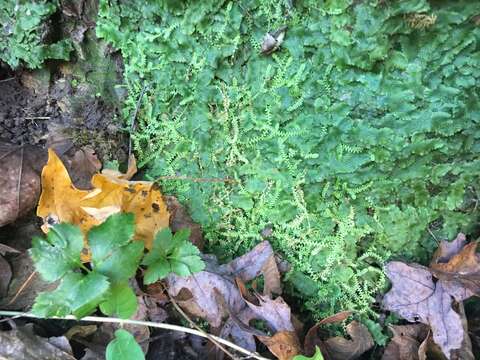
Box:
left=37, top=149, right=170, bottom=261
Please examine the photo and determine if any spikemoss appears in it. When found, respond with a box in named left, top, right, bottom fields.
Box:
left=96, top=0, right=480, bottom=325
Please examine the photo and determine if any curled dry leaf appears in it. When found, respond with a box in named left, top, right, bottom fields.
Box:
left=244, top=294, right=294, bottom=333
left=318, top=311, right=353, bottom=325
left=381, top=324, right=429, bottom=360
left=430, top=233, right=467, bottom=265
left=322, top=321, right=374, bottom=360
left=261, top=26, right=287, bottom=55
left=222, top=240, right=284, bottom=294
left=0, top=142, right=46, bottom=227
left=304, top=311, right=353, bottom=357
left=430, top=241, right=480, bottom=299
left=257, top=331, right=301, bottom=360
left=383, top=261, right=464, bottom=358
left=37, top=149, right=169, bottom=261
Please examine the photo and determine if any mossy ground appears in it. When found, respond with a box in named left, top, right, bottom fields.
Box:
left=94, top=0, right=480, bottom=339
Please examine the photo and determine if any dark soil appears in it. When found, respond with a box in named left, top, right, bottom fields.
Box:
left=0, top=77, right=59, bottom=146
left=0, top=67, right=127, bottom=162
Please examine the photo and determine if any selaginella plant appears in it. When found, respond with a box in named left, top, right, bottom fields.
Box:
left=29, top=212, right=204, bottom=359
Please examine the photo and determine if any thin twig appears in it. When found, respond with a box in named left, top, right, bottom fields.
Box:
left=154, top=175, right=237, bottom=184
left=0, top=77, right=15, bottom=83
left=15, top=147, right=24, bottom=220
left=161, top=284, right=241, bottom=360
left=0, top=311, right=269, bottom=360
left=7, top=271, right=37, bottom=306
left=0, top=145, right=23, bottom=161
left=128, top=84, right=148, bottom=169
left=24, top=117, right=50, bottom=120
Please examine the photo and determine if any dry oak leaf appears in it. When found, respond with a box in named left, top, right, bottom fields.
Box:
left=383, top=261, right=464, bottom=359
left=37, top=149, right=169, bottom=261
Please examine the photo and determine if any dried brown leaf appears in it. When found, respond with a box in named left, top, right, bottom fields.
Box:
left=430, top=241, right=480, bottom=299
left=322, top=321, right=373, bottom=360
left=235, top=277, right=257, bottom=304
left=167, top=241, right=292, bottom=355
left=257, top=331, right=301, bottom=360
left=244, top=294, right=294, bottom=333
left=304, top=311, right=353, bottom=357
left=68, top=147, right=102, bottom=190
left=0, top=143, right=46, bottom=227
left=168, top=271, right=244, bottom=328
left=261, top=27, right=287, bottom=55
left=383, top=261, right=464, bottom=358
left=381, top=324, right=429, bottom=360
left=221, top=241, right=286, bottom=286
left=430, top=233, right=467, bottom=265
left=262, top=253, right=282, bottom=296
left=432, top=242, right=480, bottom=274
left=319, top=311, right=353, bottom=325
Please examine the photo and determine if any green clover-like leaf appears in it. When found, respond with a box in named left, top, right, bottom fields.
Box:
left=142, top=229, right=205, bottom=284
left=29, top=223, right=84, bottom=282
left=100, top=282, right=138, bottom=319
left=106, top=329, right=145, bottom=360
left=89, top=213, right=144, bottom=282
left=32, top=272, right=110, bottom=318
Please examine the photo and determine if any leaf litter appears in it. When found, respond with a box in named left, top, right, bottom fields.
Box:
left=383, top=233, right=479, bottom=359
left=0, top=145, right=386, bottom=360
